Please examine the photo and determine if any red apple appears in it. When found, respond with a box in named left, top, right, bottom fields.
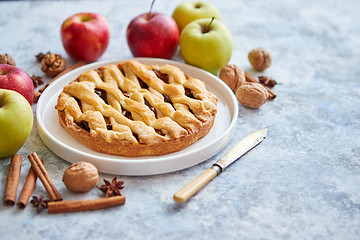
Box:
left=0, top=64, right=34, bottom=105
left=61, top=12, right=110, bottom=63
left=126, top=12, right=179, bottom=59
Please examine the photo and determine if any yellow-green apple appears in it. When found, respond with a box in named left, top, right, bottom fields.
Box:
left=179, top=18, right=232, bottom=75
left=0, top=89, right=33, bottom=158
left=126, top=10, right=179, bottom=59
left=0, top=64, right=34, bottom=105
left=172, top=1, right=221, bottom=32
left=61, top=12, right=110, bottom=63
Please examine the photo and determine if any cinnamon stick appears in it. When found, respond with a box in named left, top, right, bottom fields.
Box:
left=28, top=152, right=62, bottom=201
left=3, top=154, right=23, bottom=205
left=245, top=72, right=276, bottom=99
left=17, top=159, right=42, bottom=208
left=39, top=61, right=85, bottom=93
left=47, top=196, right=126, bottom=214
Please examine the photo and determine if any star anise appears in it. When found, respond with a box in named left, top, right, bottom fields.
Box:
left=36, top=52, right=46, bottom=62
left=258, top=76, right=277, bottom=88
left=30, top=196, right=49, bottom=213
left=99, top=177, right=124, bottom=198
left=31, top=75, right=44, bottom=88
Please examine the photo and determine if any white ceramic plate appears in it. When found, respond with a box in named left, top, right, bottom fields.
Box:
left=36, top=58, right=238, bottom=176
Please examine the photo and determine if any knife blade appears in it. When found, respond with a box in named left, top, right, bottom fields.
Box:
left=173, top=128, right=267, bottom=203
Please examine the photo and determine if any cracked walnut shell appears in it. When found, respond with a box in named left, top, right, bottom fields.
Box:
left=62, top=162, right=99, bottom=193
left=219, top=64, right=246, bottom=92
left=248, top=48, right=271, bottom=71
left=235, top=82, right=269, bottom=109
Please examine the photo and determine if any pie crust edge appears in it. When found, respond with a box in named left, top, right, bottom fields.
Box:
left=57, top=110, right=216, bottom=157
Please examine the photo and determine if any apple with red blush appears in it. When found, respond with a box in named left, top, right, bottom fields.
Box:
left=61, top=12, right=110, bottom=63
left=0, top=64, right=34, bottom=105
left=126, top=0, right=179, bottom=59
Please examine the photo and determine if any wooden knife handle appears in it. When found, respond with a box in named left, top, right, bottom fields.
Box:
left=173, top=168, right=218, bottom=203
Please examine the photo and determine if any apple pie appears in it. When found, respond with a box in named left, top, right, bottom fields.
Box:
left=55, top=60, right=218, bottom=157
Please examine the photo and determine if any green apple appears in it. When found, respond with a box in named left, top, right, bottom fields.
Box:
left=0, top=89, right=33, bottom=158
left=172, top=1, right=221, bottom=32
left=179, top=18, right=232, bottom=75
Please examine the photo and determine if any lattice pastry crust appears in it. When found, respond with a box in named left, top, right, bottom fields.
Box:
left=55, top=60, right=218, bottom=157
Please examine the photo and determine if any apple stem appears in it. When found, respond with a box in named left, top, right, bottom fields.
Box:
left=148, top=0, right=156, bottom=19
left=203, top=17, right=215, bottom=33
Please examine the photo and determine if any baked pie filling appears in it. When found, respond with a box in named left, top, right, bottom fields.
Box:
left=55, top=60, right=218, bottom=157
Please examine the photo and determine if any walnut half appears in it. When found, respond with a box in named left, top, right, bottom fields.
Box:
left=38, top=52, right=66, bottom=77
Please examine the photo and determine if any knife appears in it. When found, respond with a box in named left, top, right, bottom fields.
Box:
left=173, top=128, right=267, bottom=203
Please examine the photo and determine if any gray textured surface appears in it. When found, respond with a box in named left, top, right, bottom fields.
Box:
left=1, top=0, right=360, bottom=239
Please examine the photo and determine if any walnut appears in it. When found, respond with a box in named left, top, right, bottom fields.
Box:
left=38, top=52, right=66, bottom=77
left=235, top=82, right=269, bottom=109
left=248, top=48, right=271, bottom=71
left=219, top=64, right=246, bottom=92
left=62, top=162, right=99, bottom=193
left=0, top=54, right=16, bottom=66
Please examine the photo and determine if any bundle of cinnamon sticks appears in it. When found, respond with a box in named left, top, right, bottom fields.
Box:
left=3, top=152, right=125, bottom=213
